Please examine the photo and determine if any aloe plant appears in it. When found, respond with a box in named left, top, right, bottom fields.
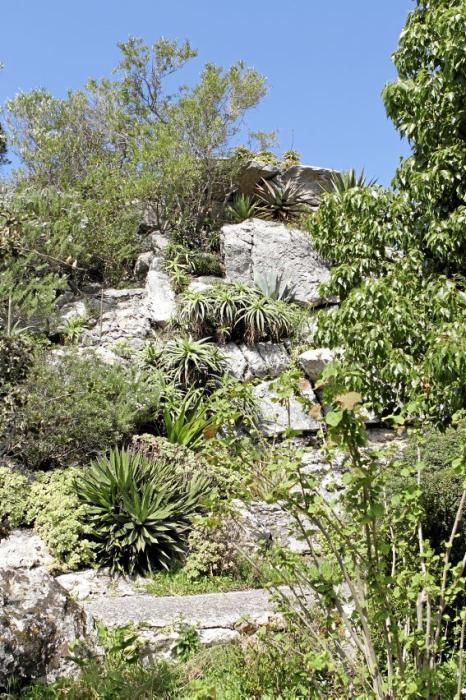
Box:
left=75, top=447, right=210, bottom=574
left=225, top=193, right=257, bottom=223
left=161, top=336, right=226, bottom=389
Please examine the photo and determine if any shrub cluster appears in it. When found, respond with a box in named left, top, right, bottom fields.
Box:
left=176, top=282, right=300, bottom=345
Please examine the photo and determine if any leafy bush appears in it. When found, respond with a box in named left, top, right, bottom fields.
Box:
left=1, top=352, right=161, bottom=469
left=159, top=336, right=226, bottom=390
left=75, top=447, right=210, bottom=575
left=255, top=178, right=308, bottom=221
left=0, top=465, right=30, bottom=530
left=184, top=514, right=242, bottom=580
left=0, top=334, right=35, bottom=393
left=27, top=469, right=97, bottom=571
left=176, top=282, right=299, bottom=345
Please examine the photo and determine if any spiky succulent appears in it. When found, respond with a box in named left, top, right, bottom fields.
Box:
left=323, top=169, right=378, bottom=196
left=254, top=271, right=297, bottom=302
left=75, top=447, right=210, bottom=575
left=161, top=336, right=226, bottom=389
left=255, top=178, right=309, bottom=222
left=226, top=193, right=257, bottom=223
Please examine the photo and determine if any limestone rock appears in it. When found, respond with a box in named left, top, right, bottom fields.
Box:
left=56, top=568, right=139, bottom=602
left=145, top=257, right=176, bottom=326
left=253, top=380, right=321, bottom=436
left=280, top=165, right=336, bottom=207
left=188, top=276, right=225, bottom=293
left=298, top=347, right=335, bottom=383
left=237, top=159, right=280, bottom=195
left=0, top=530, right=53, bottom=571
left=222, top=342, right=289, bottom=380
left=222, top=342, right=248, bottom=379
left=0, top=567, right=94, bottom=688
left=80, top=288, right=151, bottom=352
left=231, top=499, right=309, bottom=554
left=134, top=251, right=154, bottom=280
left=221, top=218, right=330, bottom=305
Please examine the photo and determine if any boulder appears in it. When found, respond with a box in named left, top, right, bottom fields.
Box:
left=222, top=342, right=290, bottom=380
left=231, top=499, right=309, bottom=554
left=221, top=219, right=330, bottom=305
left=298, top=348, right=335, bottom=383
left=280, top=165, right=336, bottom=207
left=236, top=159, right=280, bottom=195
left=188, top=276, right=225, bottom=293
left=134, top=251, right=155, bottom=280
left=0, top=566, right=94, bottom=689
left=253, top=380, right=322, bottom=437
left=0, top=530, right=53, bottom=571
left=145, top=257, right=176, bottom=326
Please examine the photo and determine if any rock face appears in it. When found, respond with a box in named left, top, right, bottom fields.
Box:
left=253, top=380, right=322, bottom=436
left=237, top=159, right=280, bottom=195
left=145, top=256, right=176, bottom=325
left=221, top=218, right=330, bottom=305
left=0, top=532, right=94, bottom=690
left=231, top=499, right=309, bottom=554
left=222, top=342, right=290, bottom=380
left=298, top=347, right=335, bottom=383
left=280, top=165, right=336, bottom=208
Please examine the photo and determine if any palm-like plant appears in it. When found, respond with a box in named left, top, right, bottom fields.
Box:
left=75, top=447, right=210, bottom=575
left=225, top=193, right=257, bottom=223
left=255, top=178, right=309, bottom=222
left=177, top=289, right=212, bottom=337
left=163, top=397, right=217, bottom=449
left=324, top=169, right=378, bottom=196
left=237, top=294, right=294, bottom=345
left=161, top=336, right=226, bottom=389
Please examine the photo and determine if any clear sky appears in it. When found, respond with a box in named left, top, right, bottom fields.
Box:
left=1, top=0, right=413, bottom=185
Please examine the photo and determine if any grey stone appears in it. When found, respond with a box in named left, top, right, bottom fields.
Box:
left=0, top=567, right=95, bottom=688
left=280, top=165, right=337, bottom=207
left=134, top=251, right=155, bottom=279
left=145, top=257, right=176, bottom=325
left=253, top=379, right=321, bottom=436
left=222, top=342, right=248, bottom=379
left=58, top=300, right=88, bottom=324
left=56, top=569, right=139, bottom=602
left=188, top=276, right=225, bottom=292
left=221, top=219, right=330, bottom=305
left=237, top=159, right=280, bottom=195
left=298, top=348, right=335, bottom=383
left=231, top=499, right=309, bottom=554
left=0, top=531, right=53, bottom=571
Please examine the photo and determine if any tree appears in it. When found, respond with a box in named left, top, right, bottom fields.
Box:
left=308, top=0, right=466, bottom=425
left=0, top=123, right=7, bottom=168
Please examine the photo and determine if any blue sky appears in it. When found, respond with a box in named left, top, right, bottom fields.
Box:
left=1, top=0, right=413, bottom=185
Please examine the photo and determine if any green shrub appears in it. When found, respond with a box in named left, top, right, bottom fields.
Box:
left=159, top=336, right=226, bottom=390
left=1, top=352, right=162, bottom=469
left=27, top=469, right=97, bottom=571
left=75, top=447, right=211, bottom=575
left=176, top=282, right=299, bottom=345
left=0, top=334, right=35, bottom=394
left=0, top=465, right=30, bottom=530
left=184, top=514, right=242, bottom=580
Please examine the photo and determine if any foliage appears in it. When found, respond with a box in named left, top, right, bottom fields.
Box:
left=253, top=270, right=297, bottom=302
left=159, top=336, right=226, bottom=390
left=323, top=168, right=377, bottom=196
left=0, top=333, right=35, bottom=394
left=174, top=622, right=200, bottom=661
left=0, top=123, right=8, bottom=168
left=163, top=398, right=218, bottom=450
left=0, top=352, right=161, bottom=469
left=21, top=624, right=180, bottom=699
left=176, top=282, right=300, bottom=345
left=184, top=514, right=243, bottom=580
left=255, top=177, right=308, bottom=222
left=0, top=465, right=30, bottom=530
left=75, top=447, right=210, bottom=575
left=27, top=469, right=97, bottom=571
left=225, top=193, right=257, bottom=223
left=265, top=390, right=466, bottom=699
left=163, top=244, right=223, bottom=293
left=307, top=0, right=466, bottom=424
left=282, top=148, right=301, bottom=167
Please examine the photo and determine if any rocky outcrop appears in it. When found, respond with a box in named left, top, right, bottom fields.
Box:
left=145, top=256, right=176, bottom=325
left=298, top=347, right=335, bottom=383
left=280, top=165, right=335, bottom=208
left=237, top=160, right=280, bottom=195
left=253, top=379, right=322, bottom=436
left=223, top=342, right=290, bottom=380
left=0, top=532, right=95, bottom=690
left=221, top=218, right=330, bottom=305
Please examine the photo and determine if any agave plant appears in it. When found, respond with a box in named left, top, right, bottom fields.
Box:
left=75, top=447, right=210, bottom=574
left=161, top=336, right=226, bottom=389
left=323, top=168, right=378, bottom=196
left=255, top=178, right=309, bottom=222
left=254, top=271, right=297, bottom=302
left=225, top=193, right=258, bottom=223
